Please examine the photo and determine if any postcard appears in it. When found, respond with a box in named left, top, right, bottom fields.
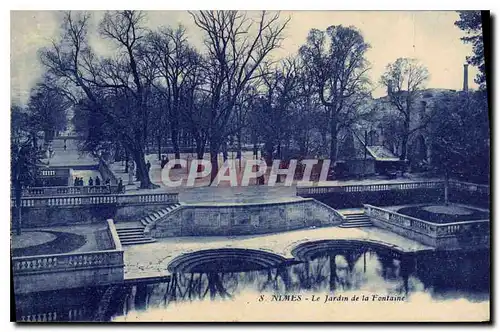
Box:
left=10, top=10, right=490, bottom=322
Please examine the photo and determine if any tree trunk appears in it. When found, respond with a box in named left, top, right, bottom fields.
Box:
left=157, top=135, right=162, bottom=161
left=131, top=147, right=153, bottom=189
left=264, top=142, right=274, bottom=167
left=32, top=132, right=38, bottom=151
left=329, top=118, right=338, bottom=165
left=195, top=136, right=206, bottom=160
left=400, top=119, right=410, bottom=161
left=209, top=142, right=219, bottom=184
left=125, top=152, right=129, bottom=173
left=222, top=142, right=228, bottom=162
left=171, top=127, right=181, bottom=168
left=236, top=129, right=242, bottom=159
left=444, top=171, right=449, bottom=205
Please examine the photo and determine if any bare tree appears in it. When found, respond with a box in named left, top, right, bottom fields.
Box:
left=147, top=25, right=201, bottom=163
left=28, top=79, right=71, bottom=143
left=39, top=11, right=157, bottom=189
left=380, top=57, right=429, bottom=161
left=299, top=25, right=371, bottom=165
left=189, top=10, right=289, bottom=182
left=254, top=58, right=301, bottom=166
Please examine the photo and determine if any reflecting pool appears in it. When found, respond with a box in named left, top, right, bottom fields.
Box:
left=14, top=244, right=490, bottom=322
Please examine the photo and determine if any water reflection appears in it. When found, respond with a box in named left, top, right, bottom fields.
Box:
left=15, top=245, right=489, bottom=322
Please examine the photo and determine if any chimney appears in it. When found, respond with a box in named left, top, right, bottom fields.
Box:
left=463, top=63, right=469, bottom=92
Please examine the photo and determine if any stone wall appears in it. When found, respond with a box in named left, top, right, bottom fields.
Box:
left=15, top=205, right=117, bottom=228
left=147, top=199, right=343, bottom=238
left=14, top=197, right=178, bottom=228
left=14, top=265, right=124, bottom=294
left=366, top=204, right=490, bottom=250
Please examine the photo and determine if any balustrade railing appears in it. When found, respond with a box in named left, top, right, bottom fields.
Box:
left=117, top=193, right=179, bottom=205
left=364, top=204, right=489, bottom=238
left=12, top=249, right=124, bottom=274
left=297, top=180, right=490, bottom=197
left=448, top=180, right=489, bottom=195
left=18, top=185, right=118, bottom=197
left=297, top=181, right=444, bottom=195
left=13, top=192, right=178, bottom=208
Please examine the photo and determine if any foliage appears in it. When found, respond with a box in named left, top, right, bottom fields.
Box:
left=431, top=90, right=490, bottom=183
left=455, top=11, right=486, bottom=88
left=28, top=81, right=70, bottom=141
left=299, top=25, right=371, bottom=162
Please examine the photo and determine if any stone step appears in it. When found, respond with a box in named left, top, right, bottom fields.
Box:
left=339, top=222, right=373, bottom=228
left=344, top=213, right=366, bottom=218
left=339, top=225, right=372, bottom=228
left=120, top=238, right=156, bottom=246
left=346, top=217, right=370, bottom=221
left=116, top=227, right=144, bottom=232
left=117, top=232, right=146, bottom=237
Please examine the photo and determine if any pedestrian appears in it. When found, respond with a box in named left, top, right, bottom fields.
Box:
left=63, top=139, right=67, bottom=151
left=105, top=178, right=110, bottom=186
left=146, top=160, right=151, bottom=174
left=88, top=177, right=94, bottom=186
left=95, top=176, right=101, bottom=186
left=117, top=178, right=124, bottom=193
left=74, top=177, right=78, bottom=187
left=161, top=155, right=168, bottom=169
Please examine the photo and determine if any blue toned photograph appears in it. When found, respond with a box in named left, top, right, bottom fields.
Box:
left=10, top=10, right=490, bottom=322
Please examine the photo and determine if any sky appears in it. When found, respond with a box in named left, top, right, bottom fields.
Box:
left=10, top=10, right=480, bottom=106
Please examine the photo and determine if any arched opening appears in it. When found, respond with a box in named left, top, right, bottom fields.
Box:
left=167, top=248, right=289, bottom=273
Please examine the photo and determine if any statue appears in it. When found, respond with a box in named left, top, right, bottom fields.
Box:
left=128, top=160, right=135, bottom=185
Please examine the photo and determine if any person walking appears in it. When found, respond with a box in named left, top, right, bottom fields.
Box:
left=117, top=178, right=124, bottom=193
left=146, top=160, right=151, bottom=174
left=88, top=177, right=94, bottom=186
left=95, top=176, right=101, bottom=186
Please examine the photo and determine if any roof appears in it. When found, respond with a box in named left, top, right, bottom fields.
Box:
left=366, top=146, right=400, bottom=162
left=338, top=130, right=400, bottom=162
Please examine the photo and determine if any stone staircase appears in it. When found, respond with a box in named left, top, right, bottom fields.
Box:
left=115, top=203, right=181, bottom=245
left=339, top=211, right=373, bottom=228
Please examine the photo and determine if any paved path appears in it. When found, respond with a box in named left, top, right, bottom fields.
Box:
left=123, top=225, right=433, bottom=280
left=42, top=138, right=98, bottom=167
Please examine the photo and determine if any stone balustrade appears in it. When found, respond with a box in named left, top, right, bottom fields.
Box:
left=365, top=205, right=437, bottom=236
left=13, top=219, right=124, bottom=294
left=297, top=181, right=444, bottom=196
left=116, top=193, right=179, bottom=205
left=19, top=185, right=118, bottom=197
left=364, top=204, right=490, bottom=249
left=13, top=192, right=179, bottom=208
left=12, top=249, right=123, bottom=274
left=448, top=180, right=489, bottom=195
